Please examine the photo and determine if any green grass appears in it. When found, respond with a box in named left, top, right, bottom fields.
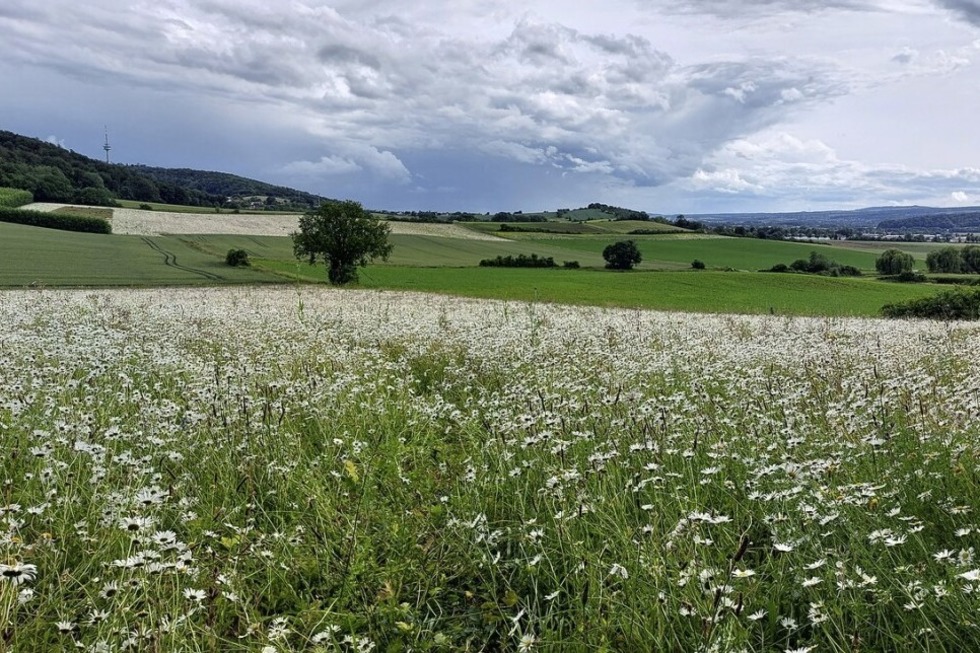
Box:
left=0, top=222, right=283, bottom=286
left=255, top=261, right=946, bottom=316
left=482, top=234, right=885, bottom=271
left=588, top=219, right=688, bottom=234
left=52, top=206, right=113, bottom=221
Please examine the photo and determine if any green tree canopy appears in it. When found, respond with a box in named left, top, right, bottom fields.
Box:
left=292, top=200, right=392, bottom=285
left=961, top=245, right=980, bottom=274
left=602, top=240, right=642, bottom=270
left=926, top=247, right=964, bottom=274
left=875, top=249, right=915, bottom=275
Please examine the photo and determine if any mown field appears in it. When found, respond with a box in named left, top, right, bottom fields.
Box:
left=2, top=288, right=979, bottom=651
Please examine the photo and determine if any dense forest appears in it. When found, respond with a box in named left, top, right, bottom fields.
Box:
left=0, top=130, right=329, bottom=210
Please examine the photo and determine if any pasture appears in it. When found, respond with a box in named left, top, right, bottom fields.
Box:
left=2, top=288, right=979, bottom=651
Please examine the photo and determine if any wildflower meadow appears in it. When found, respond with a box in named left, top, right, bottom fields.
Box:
left=1, top=287, right=979, bottom=652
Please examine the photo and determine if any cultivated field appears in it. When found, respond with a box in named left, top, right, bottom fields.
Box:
left=23, top=203, right=504, bottom=240
left=0, top=204, right=962, bottom=316
left=2, top=288, right=979, bottom=651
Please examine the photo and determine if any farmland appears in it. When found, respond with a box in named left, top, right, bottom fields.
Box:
left=2, top=288, right=979, bottom=651
left=0, top=203, right=964, bottom=315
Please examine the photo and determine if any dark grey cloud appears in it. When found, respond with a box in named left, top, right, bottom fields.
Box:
left=934, top=0, right=980, bottom=25
left=317, top=45, right=382, bottom=70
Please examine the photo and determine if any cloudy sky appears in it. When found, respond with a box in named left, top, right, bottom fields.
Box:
left=2, top=1, right=979, bottom=214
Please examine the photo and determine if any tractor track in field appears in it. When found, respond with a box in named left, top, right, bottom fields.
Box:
left=141, top=237, right=225, bottom=281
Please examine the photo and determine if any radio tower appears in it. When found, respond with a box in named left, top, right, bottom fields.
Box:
left=103, top=126, right=112, bottom=164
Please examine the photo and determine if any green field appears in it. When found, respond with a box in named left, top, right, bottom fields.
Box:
left=0, top=216, right=963, bottom=315
left=0, top=222, right=281, bottom=286
left=253, top=261, right=940, bottom=316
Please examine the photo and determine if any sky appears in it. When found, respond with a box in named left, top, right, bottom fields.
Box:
left=2, top=1, right=980, bottom=215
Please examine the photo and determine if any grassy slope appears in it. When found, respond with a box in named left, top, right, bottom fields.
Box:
left=0, top=222, right=282, bottom=286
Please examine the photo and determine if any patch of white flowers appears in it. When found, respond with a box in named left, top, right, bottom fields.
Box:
left=1, top=287, right=979, bottom=651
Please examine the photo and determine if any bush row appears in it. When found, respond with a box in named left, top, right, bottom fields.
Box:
left=480, top=253, right=557, bottom=268
left=766, top=251, right=861, bottom=277
left=0, top=206, right=112, bottom=234
left=0, top=188, right=33, bottom=208
left=882, top=288, right=980, bottom=320
left=478, top=253, right=581, bottom=269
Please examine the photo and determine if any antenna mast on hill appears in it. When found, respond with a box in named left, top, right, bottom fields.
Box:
left=103, top=126, right=111, bottom=164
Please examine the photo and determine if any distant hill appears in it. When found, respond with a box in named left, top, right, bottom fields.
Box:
left=0, top=130, right=331, bottom=211
left=877, top=211, right=980, bottom=232
left=689, top=205, right=980, bottom=230
left=131, top=166, right=329, bottom=210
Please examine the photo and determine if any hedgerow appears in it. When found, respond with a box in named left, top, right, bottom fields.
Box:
left=0, top=206, right=112, bottom=233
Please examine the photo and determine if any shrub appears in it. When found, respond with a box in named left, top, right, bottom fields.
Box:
left=225, top=249, right=250, bottom=267
left=139, top=203, right=154, bottom=210
left=896, top=270, right=927, bottom=283
left=882, top=288, right=980, bottom=320
left=562, top=260, right=580, bottom=269
left=0, top=206, right=111, bottom=233
left=768, top=263, right=790, bottom=273
left=691, top=259, right=706, bottom=270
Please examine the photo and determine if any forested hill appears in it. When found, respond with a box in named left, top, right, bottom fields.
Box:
left=0, top=130, right=330, bottom=210
left=132, top=166, right=328, bottom=210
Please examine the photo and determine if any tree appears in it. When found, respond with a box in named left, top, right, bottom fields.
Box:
left=875, top=249, right=915, bottom=275
left=961, top=245, right=980, bottom=274
left=603, top=240, right=642, bottom=270
left=292, top=200, right=392, bottom=285
left=925, top=247, right=964, bottom=274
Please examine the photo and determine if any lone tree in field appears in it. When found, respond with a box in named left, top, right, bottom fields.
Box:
left=603, top=240, right=642, bottom=270
left=292, top=200, right=392, bottom=285
left=875, top=249, right=915, bottom=275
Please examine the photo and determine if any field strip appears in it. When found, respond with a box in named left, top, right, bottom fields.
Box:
left=21, top=203, right=505, bottom=240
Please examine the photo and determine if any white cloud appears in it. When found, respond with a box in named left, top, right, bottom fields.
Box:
left=952, top=191, right=970, bottom=202
left=281, top=144, right=411, bottom=184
